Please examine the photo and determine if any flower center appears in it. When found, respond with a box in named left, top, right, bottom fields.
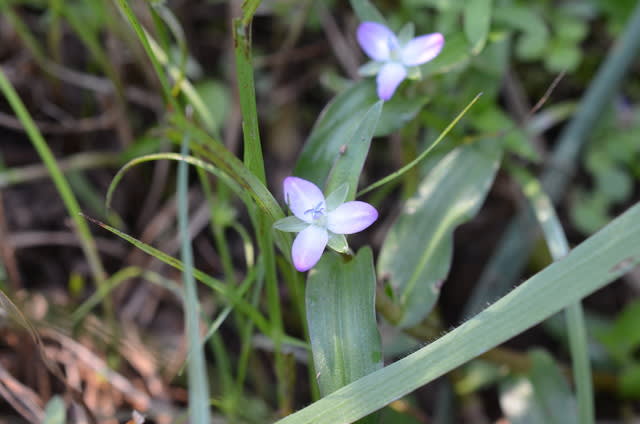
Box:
left=388, top=36, right=401, bottom=61
left=304, top=201, right=326, bottom=223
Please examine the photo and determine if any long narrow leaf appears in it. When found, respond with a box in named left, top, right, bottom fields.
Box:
left=0, top=69, right=108, bottom=303
left=378, top=137, right=501, bottom=327
left=177, top=135, right=210, bottom=422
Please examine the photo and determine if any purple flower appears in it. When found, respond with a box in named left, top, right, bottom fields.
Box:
left=357, top=21, right=444, bottom=100
left=274, top=177, right=378, bottom=272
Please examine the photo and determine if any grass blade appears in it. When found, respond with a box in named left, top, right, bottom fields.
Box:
left=233, top=5, right=266, bottom=184
left=177, top=134, right=210, bottom=422
left=0, top=68, right=108, bottom=308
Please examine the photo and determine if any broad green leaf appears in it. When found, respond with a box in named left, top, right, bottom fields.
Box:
left=43, top=396, right=66, bottom=424
left=325, top=101, right=382, bottom=200
left=349, top=0, right=387, bottom=24
left=294, top=81, right=427, bottom=186
left=499, top=350, right=579, bottom=424
left=306, top=247, right=383, bottom=396
left=463, top=0, right=493, bottom=54
left=378, top=138, right=502, bottom=327
left=275, top=202, right=640, bottom=424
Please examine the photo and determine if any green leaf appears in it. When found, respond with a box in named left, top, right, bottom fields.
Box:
left=194, top=79, right=230, bottom=135
left=275, top=199, right=640, bottom=424
left=43, top=396, right=66, bottom=424
left=349, top=0, right=387, bottom=24
left=596, top=299, right=640, bottom=363
left=397, top=22, right=415, bottom=45
left=325, top=183, right=349, bottom=210
left=274, top=216, right=308, bottom=232
left=294, top=81, right=425, bottom=186
left=358, top=61, right=383, bottom=77
left=306, top=248, right=383, bottom=396
left=463, top=0, right=493, bottom=54
left=378, top=138, right=502, bottom=327
left=325, top=101, right=383, bottom=200
left=545, top=41, right=582, bottom=72
left=499, top=350, right=579, bottom=424
left=327, top=234, right=350, bottom=254
left=594, top=165, right=633, bottom=202
left=375, top=95, right=429, bottom=136
left=177, top=135, right=210, bottom=424
left=619, top=362, right=640, bottom=397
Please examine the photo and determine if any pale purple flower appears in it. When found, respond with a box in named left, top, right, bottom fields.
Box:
left=357, top=21, right=444, bottom=100
left=274, top=177, right=378, bottom=272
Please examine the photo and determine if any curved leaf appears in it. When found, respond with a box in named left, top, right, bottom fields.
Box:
left=378, top=137, right=502, bottom=327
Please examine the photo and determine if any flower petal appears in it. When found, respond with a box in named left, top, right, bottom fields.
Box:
left=357, top=22, right=398, bottom=61
left=401, top=33, right=444, bottom=66
left=283, top=177, right=325, bottom=222
left=327, top=201, right=378, bottom=234
left=376, top=62, right=407, bottom=100
left=292, top=225, right=328, bottom=272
